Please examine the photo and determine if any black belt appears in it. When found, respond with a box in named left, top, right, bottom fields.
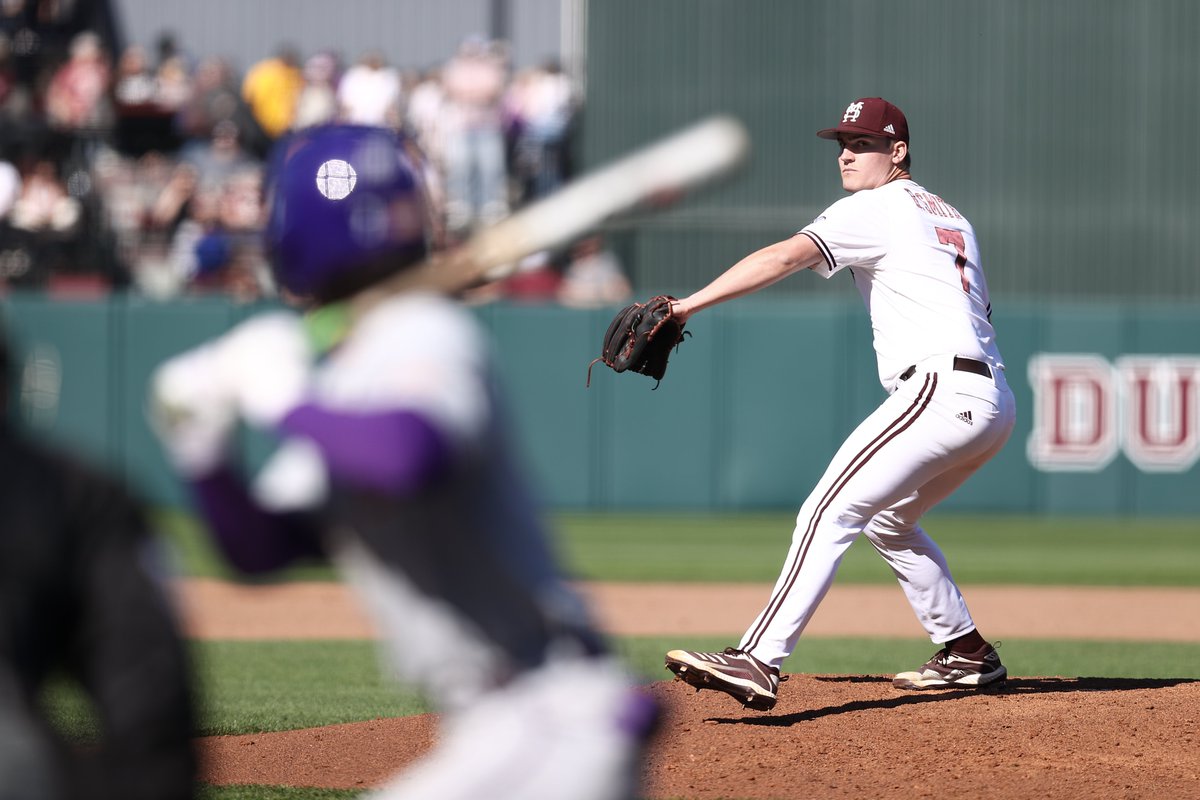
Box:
left=900, top=356, right=991, bottom=382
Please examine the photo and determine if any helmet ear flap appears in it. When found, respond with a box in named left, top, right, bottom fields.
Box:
left=263, top=125, right=431, bottom=302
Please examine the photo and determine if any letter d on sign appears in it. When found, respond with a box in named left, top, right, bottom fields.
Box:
left=1027, top=354, right=1118, bottom=472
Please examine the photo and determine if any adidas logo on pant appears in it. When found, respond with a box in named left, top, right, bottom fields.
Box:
left=956, top=410, right=973, bottom=425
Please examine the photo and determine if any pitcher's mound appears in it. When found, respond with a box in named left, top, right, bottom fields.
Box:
left=198, top=674, right=1200, bottom=799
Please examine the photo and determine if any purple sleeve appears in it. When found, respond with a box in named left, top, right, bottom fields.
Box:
left=279, top=403, right=452, bottom=495
left=189, top=466, right=323, bottom=574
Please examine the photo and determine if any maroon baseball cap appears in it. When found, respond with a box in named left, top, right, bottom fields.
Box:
left=817, top=97, right=909, bottom=142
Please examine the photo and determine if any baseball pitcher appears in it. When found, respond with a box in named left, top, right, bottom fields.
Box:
left=665, top=97, right=1017, bottom=710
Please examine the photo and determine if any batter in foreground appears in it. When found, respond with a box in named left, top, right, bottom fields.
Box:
left=151, top=125, right=656, bottom=798
left=665, top=97, right=1016, bottom=711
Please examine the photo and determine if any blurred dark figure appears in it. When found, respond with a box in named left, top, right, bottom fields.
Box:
left=0, top=330, right=196, bottom=800
left=0, top=0, right=122, bottom=97
left=507, top=59, right=575, bottom=203
left=167, top=169, right=269, bottom=303
left=1, top=147, right=126, bottom=292
left=174, top=55, right=269, bottom=158
left=1, top=154, right=82, bottom=287
left=43, top=30, right=111, bottom=135
left=110, top=41, right=183, bottom=156
left=0, top=31, right=34, bottom=137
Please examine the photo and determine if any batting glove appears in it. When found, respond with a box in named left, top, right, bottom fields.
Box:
left=212, top=311, right=312, bottom=429
left=148, top=342, right=238, bottom=477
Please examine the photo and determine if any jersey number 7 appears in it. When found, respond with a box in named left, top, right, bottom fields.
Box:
left=935, top=227, right=969, bottom=293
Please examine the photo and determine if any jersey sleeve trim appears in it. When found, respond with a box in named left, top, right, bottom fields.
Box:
left=798, top=229, right=835, bottom=273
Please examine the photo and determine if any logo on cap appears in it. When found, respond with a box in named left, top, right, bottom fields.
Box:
left=316, top=159, right=357, bottom=201
left=817, top=97, right=909, bottom=143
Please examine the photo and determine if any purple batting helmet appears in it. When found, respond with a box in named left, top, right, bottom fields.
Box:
left=263, top=124, right=430, bottom=302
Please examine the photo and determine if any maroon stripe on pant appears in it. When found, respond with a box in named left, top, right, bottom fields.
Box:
left=743, top=372, right=939, bottom=655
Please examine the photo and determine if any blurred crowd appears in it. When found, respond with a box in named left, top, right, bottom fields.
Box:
left=0, top=16, right=632, bottom=307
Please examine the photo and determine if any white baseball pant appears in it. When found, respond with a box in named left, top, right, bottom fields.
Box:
left=740, top=354, right=1017, bottom=670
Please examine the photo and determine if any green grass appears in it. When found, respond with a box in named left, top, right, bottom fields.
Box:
left=550, top=512, right=1200, bottom=586
left=191, top=641, right=431, bottom=735
left=41, top=640, right=431, bottom=740
left=155, top=509, right=1200, bottom=587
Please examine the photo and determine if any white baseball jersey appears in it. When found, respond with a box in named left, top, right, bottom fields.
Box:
left=252, top=292, right=605, bottom=709
left=799, top=179, right=1003, bottom=391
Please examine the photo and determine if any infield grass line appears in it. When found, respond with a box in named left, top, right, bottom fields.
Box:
left=155, top=510, right=1200, bottom=587
left=551, top=512, right=1200, bottom=586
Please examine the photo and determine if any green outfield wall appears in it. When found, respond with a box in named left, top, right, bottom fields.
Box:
left=580, top=0, right=1200, bottom=303
left=3, top=293, right=1198, bottom=516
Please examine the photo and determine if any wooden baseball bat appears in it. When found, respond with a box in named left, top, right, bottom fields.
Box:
left=349, top=115, right=750, bottom=316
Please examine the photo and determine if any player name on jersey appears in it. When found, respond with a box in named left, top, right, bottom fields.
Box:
left=903, top=188, right=964, bottom=220
left=1026, top=353, right=1200, bottom=473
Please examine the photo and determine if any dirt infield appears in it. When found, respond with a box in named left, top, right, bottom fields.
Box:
left=175, top=579, right=1200, bottom=642
left=185, top=580, right=1200, bottom=798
